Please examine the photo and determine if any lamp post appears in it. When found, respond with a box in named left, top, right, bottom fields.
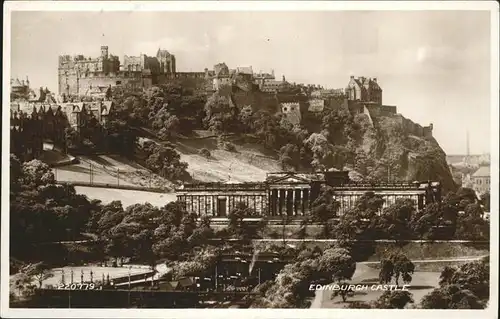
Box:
left=214, top=264, right=218, bottom=292
left=128, top=266, right=131, bottom=308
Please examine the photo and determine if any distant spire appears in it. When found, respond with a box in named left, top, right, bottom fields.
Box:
left=464, top=130, right=470, bottom=165
left=466, top=130, right=470, bottom=157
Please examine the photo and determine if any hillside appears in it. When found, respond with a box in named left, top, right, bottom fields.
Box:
left=174, top=134, right=282, bottom=182
left=108, top=85, right=457, bottom=192
left=356, top=114, right=457, bottom=192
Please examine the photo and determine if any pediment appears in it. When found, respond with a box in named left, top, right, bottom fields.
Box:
left=267, top=173, right=311, bottom=184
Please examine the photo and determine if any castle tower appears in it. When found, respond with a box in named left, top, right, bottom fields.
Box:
left=101, top=46, right=109, bottom=59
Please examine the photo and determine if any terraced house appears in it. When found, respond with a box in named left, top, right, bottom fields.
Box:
left=10, top=79, right=114, bottom=160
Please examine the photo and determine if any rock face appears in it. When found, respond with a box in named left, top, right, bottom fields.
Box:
left=353, top=114, right=457, bottom=193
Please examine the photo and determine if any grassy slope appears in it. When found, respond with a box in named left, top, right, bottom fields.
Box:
left=175, top=136, right=281, bottom=183
left=52, top=135, right=280, bottom=208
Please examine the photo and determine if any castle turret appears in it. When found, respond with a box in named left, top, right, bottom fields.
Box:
left=101, top=46, right=109, bottom=59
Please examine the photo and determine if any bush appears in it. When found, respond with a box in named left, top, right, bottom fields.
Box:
left=199, top=148, right=211, bottom=158
left=217, top=137, right=237, bottom=152
left=224, top=142, right=237, bottom=152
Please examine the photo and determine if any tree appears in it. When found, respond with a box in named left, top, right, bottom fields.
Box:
left=10, top=273, right=36, bottom=300
left=374, top=291, right=414, bottom=309
left=227, top=202, right=266, bottom=241
left=203, top=93, right=239, bottom=133
left=409, top=202, right=449, bottom=240
left=10, top=157, right=99, bottom=260
left=330, top=282, right=354, bottom=302
left=421, top=259, right=489, bottom=309
left=304, top=133, right=336, bottom=171
left=317, top=247, right=356, bottom=283
left=420, top=285, right=483, bottom=309
left=480, top=192, right=490, bottom=212
left=455, top=204, right=489, bottom=241
left=143, top=143, right=190, bottom=181
left=10, top=154, right=22, bottom=193
left=172, top=247, right=219, bottom=279
left=104, top=119, right=138, bottom=157
left=335, top=192, right=385, bottom=244
left=278, top=143, right=301, bottom=171
left=96, top=201, right=126, bottom=237
left=21, top=160, right=55, bottom=187
left=376, top=198, right=415, bottom=241
left=24, top=262, right=54, bottom=289
left=64, top=127, right=81, bottom=150
left=310, top=186, right=340, bottom=237
left=378, top=253, right=415, bottom=286
left=199, top=148, right=211, bottom=158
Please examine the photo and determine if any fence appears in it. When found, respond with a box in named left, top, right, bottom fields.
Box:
left=56, top=181, right=166, bottom=193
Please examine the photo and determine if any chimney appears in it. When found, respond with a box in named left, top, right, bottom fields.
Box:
left=372, top=77, right=377, bottom=83
left=350, top=75, right=354, bottom=80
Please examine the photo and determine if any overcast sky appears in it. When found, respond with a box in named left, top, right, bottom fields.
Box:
left=10, top=10, right=492, bottom=155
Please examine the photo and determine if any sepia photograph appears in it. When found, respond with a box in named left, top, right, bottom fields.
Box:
left=2, top=1, right=498, bottom=318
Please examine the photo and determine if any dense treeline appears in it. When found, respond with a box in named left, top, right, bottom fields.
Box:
left=10, top=152, right=487, bottom=270
left=307, top=186, right=489, bottom=242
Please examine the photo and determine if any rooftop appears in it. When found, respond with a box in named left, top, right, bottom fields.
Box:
left=472, top=165, right=490, bottom=178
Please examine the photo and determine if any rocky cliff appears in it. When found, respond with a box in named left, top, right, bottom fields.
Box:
left=350, top=113, right=457, bottom=192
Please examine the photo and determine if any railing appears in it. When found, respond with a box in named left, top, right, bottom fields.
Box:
left=57, top=181, right=166, bottom=193
left=177, top=182, right=267, bottom=191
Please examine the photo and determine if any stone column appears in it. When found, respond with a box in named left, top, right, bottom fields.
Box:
left=292, top=189, right=296, bottom=216
left=295, top=189, right=302, bottom=216
left=287, top=189, right=293, bottom=216
left=303, top=189, right=309, bottom=215
left=279, top=189, right=285, bottom=216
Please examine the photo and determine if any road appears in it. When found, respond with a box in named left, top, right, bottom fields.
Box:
left=309, top=255, right=488, bottom=308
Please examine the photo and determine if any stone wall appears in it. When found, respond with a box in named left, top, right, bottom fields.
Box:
left=380, top=104, right=397, bottom=116
left=393, top=114, right=433, bottom=138
left=231, top=90, right=280, bottom=113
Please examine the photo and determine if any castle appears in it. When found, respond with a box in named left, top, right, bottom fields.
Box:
left=58, top=46, right=207, bottom=96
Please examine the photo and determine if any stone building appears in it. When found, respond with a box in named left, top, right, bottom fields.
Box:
left=332, top=181, right=441, bottom=215
left=176, top=182, right=269, bottom=217
left=62, top=100, right=113, bottom=133
left=58, top=46, right=207, bottom=96
left=257, top=76, right=290, bottom=93
left=212, top=62, right=232, bottom=91
left=280, top=102, right=302, bottom=126
left=471, top=165, right=490, bottom=196
left=10, top=107, right=45, bottom=161
left=345, top=76, right=382, bottom=105
left=175, top=171, right=441, bottom=220
left=10, top=77, right=32, bottom=100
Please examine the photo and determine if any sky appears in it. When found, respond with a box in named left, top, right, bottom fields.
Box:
left=10, top=10, right=492, bottom=155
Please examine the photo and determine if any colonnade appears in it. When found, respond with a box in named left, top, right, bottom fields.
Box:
left=268, top=187, right=310, bottom=217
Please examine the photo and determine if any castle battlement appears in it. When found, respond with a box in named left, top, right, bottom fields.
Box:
left=58, top=45, right=177, bottom=95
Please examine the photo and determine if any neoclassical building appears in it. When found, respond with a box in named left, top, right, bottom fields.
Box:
left=175, top=172, right=442, bottom=219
